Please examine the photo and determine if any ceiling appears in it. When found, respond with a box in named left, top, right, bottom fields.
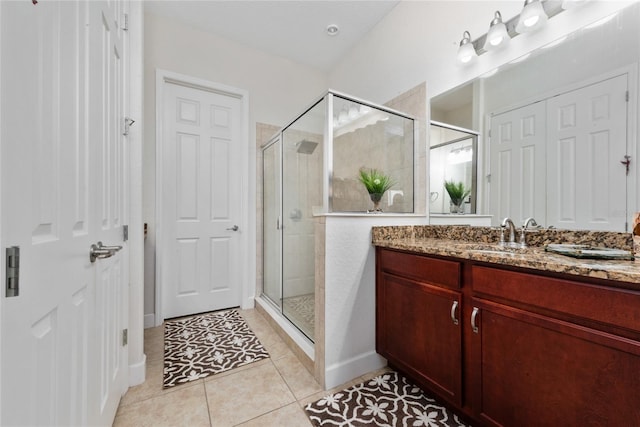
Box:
left=144, top=1, right=400, bottom=71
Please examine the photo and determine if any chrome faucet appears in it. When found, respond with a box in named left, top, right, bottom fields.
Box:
left=500, top=217, right=517, bottom=245
left=519, top=217, right=539, bottom=247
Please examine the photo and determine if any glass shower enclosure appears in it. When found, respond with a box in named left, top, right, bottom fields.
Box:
left=262, top=91, right=415, bottom=343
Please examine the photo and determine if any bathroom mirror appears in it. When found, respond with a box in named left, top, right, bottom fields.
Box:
left=431, top=2, right=640, bottom=231
left=429, top=121, right=478, bottom=214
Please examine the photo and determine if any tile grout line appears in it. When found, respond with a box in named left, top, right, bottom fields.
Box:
left=202, top=378, right=214, bottom=427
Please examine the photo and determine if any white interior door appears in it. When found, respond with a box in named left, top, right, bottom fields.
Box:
left=546, top=74, right=629, bottom=231
left=489, top=101, right=547, bottom=226
left=160, top=81, right=243, bottom=319
left=0, top=1, right=128, bottom=426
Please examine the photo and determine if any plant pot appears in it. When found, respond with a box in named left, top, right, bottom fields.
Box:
left=369, top=193, right=383, bottom=213
left=450, top=201, right=464, bottom=214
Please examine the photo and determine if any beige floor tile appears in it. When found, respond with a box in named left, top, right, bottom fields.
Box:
left=119, top=357, right=205, bottom=407
left=272, top=352, right=322, bottom=400
left=236, top=402, right=313, bottom=427
left=114, top=382, right=210, bottom=427
left=205, top=362, right=295, bottom=426
left=144, top=333, right=165, bottom=363
left=259, top=331, right=294, bottom=360
left=119, top=357, right=165, bottom=406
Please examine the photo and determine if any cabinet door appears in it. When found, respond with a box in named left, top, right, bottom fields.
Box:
left=471, top=298, right=640, bottom=427
left=378, top=272, right=462, bottom=405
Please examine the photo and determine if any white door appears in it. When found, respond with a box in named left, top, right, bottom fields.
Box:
left=546, top=74, right=629, bottom=231
left=489, top=100, right=547, bottom=226
left=160, top=81, right=243, bottom=319
left=0, top=1, right=129, bottom=426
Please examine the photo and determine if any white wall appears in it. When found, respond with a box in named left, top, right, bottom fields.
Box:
left=323, top=215, right=428, bottom=389
left=328, top=1, right=635, bottom=103
left=143, top=12, right=327, bottom=322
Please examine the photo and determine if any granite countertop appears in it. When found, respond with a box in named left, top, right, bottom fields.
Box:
left=372, top=225, right=640, bottom=288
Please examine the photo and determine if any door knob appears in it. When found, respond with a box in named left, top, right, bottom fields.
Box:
left=90, top=242, right=123, bottom=263
left=226, top=225, right=239, bottom=231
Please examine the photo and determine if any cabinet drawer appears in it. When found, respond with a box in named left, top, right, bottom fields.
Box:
left=472, top=265, right=640, bottom=333
left=378, top=248, right=460, bottom=289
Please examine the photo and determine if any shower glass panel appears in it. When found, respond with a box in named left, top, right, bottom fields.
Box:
left=280, top=98, right=325, bottom=341
left=262, top=136, right=281, bottom=309
left=261, top=90, right=415, bottom=346
left=331, top=95, right=415, bottom=213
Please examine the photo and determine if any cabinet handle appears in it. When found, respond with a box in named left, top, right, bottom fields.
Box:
left=450, top=301, right=459, bottom=325
left=471, top=307, right=480, bottom=333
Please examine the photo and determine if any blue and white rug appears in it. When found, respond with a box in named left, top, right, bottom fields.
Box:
left=163, top=309, right=269, bottom=388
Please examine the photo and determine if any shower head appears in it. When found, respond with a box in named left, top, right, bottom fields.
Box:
left=296, top=139, right=318, bottom=155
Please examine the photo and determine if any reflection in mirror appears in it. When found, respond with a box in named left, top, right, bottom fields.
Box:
left=430, top=2, right=640, bottom=232
left=430, top=122, right=477, bottom=214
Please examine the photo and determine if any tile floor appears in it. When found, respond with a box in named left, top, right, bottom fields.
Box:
left=113, top=308, right=390, bottom=427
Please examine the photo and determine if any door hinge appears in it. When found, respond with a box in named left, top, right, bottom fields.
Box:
left=626, top=90, right=630, bottom=102
left=122, top=13, right=129, bottom=31
left=5, top=246, right=20, bottom=298
left=123, top=225, right=129, bottom=242
left=488, top=129, right=492, bottom=138
left=122, top=329, right=128, bottom=346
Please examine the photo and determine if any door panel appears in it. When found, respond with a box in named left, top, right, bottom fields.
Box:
left=547, top=74, right=628, bottom=231
left=161, top=82, right=243, bottom=319
left=489, top=101, right=547, bottom=226
left=0, top=1, right=128, bottom=425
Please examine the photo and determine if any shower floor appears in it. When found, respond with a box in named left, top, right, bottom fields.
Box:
left=282, top=293, right=315, bottom=340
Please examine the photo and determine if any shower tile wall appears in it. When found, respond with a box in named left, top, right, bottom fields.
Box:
left=384, top=82, right=427, bottom=215
left=332, top=121, right=414, bottom=213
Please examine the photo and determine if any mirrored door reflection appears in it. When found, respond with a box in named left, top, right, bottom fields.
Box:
left=429, top=122, right=478, bottom=214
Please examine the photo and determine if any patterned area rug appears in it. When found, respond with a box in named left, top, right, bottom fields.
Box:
left=163, top=309, right=269, bottom=388
left=304, top=371, right=470, bottom=427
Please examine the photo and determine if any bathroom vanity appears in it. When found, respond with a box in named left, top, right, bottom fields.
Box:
left=373, top=226, right=640, bottom=427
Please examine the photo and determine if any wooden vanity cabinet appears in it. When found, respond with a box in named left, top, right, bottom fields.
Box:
left=471, top=265, right=640, bottom=427
left=376, top=248, right=463, bottom=406
left=376, top=248, right=640, bottom=426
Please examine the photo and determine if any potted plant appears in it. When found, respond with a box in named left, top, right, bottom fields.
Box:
left=444, top=180, right=470, bottom=214
left=358, top=168, right=395, bottom=212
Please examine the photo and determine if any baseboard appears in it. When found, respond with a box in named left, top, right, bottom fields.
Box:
left=241, top=296, right=255, bottom=310
left=128, top=353, right=147, bottom=387
left=144, top=313, right=155, bottom=329
left=325, top=350, right=387, bottom=390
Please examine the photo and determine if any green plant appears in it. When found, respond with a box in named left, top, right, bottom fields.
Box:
left=358, top=168, right=394, bottom=194
left=444, top=180, right=471, bottom=205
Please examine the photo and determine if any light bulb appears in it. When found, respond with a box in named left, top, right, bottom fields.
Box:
left=483, top=11, right=510, bottom=51
left=516, top=0, right=548, bottom=33
left=457, top=31, right=477, bottom=64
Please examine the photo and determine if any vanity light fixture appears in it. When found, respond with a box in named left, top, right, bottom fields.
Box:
left=457, top=31, right=477, bottom=64
left=456, top=1, right=569, bottom=63
left=515, top=0, right=548, bottom=33
left=483, top=11, right=510, bottom=50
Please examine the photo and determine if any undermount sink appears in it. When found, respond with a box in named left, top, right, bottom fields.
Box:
left=458, top=242, right=532, bottom=255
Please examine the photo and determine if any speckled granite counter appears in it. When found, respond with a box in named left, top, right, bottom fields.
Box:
left=372, top=225, right=640, bottom=287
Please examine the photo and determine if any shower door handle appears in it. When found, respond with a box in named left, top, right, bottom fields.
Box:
left=226, top=225, right=239, bottom=232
